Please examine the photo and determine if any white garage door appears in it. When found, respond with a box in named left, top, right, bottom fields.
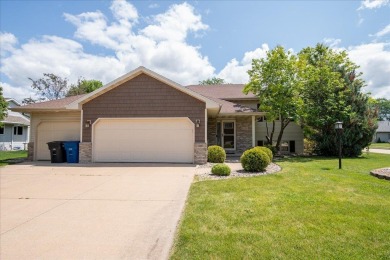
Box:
left=36, top=121, right=80, bottom=160
left=93, top=118, right=194, bottom=163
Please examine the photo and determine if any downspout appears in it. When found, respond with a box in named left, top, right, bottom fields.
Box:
left=252, top=116, right=256, bottom=147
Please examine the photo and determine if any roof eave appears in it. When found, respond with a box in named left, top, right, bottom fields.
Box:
left=218, top=112, right=265, bottom=116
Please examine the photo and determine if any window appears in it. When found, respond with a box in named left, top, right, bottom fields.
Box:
left=257, top=116, right=267, bottom=122
left=0, top=126, right=4, bottom=135
left=280, top=141, right=289, bottom=152
left=257, top=140, right=264, bottom=146
left=13, top=126, right=23, bottom=135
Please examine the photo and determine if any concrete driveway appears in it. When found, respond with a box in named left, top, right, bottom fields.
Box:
left=0, top=162, right=196, bottom=260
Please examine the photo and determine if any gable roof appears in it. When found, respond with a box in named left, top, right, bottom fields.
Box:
left=66, top=66, right=220, bottom=110
left=186, top=84, right=257, bottom=100
left=377, top=121, right=390, bottom=132
left=2, top=98, right=31, bottom=125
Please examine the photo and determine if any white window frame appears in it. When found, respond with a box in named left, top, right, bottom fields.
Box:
left=13, top=126, right=23, bottom=136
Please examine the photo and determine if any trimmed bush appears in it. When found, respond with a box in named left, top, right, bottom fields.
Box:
left=240, top=148, right=270, bottom=172
left=208, top=145, right=226, bottom=163
left=254, top=146, right=273, bottom=161
left=211, top=163, right=231, bottom=176
left=265, top=144, right=277, bottom=156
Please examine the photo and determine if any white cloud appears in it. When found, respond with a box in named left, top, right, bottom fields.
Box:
left=141, top=3, right=208, bottom=42
left=323, top=38, right=342, bottom=48
left=348, top=42, right=390, bottom=98
left=1, top=1, right=217, bottom=101
left=1, top=82, right=35, bottom=102
left=148, top=3, right=159, bottom=9
left=371, top=23, right=390, bottom=37
left=0, top=32, right=18, bottom=56
left=218, top=44, right=269, bottom=83
left=358, top=0, right=389, bottom=10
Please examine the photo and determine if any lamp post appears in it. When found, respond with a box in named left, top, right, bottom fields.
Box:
left=334, top=121, right=343, bottom=169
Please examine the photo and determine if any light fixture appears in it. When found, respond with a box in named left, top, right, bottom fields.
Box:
left=85, top=120, right=92, bottom=128
left=334, top=121, right=343, bottom=169
left=195, top=119, right=201, bottom=128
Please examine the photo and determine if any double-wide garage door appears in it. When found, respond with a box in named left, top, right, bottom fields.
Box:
left=36, top=121, right=80, bottom=160
left=93, top=118, right=194, bottom=163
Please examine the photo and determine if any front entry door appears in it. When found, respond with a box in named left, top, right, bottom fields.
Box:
left=222, top=121, right=235, bottom=151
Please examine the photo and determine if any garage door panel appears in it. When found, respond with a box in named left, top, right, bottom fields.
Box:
left=93, top=119, right=194, bottom=163
left=37, top=121, right=80, bottom=160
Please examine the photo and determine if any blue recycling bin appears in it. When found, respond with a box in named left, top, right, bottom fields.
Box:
left=63, top=141, right=80, bottom=163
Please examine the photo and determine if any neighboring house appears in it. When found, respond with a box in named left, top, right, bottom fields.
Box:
left=0, top=98, right=30, bottom=150
left=12, top=67, right=303, bottom=163
left=374, top=121, right=390, bottom=143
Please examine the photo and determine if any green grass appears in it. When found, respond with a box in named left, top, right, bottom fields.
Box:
left=369, top=142, right=390, bottom=150
left=171, top=153, right=390, bottom=259
left=0, top=150, right=28, bottom=166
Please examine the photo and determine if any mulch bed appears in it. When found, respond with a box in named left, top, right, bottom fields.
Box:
left=370, top=168, right=390, bottom=180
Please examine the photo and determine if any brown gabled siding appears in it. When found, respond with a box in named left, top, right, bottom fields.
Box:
left=82, top=73, right=206, bottom=142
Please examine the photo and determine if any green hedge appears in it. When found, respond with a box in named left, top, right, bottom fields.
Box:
left=240, top=148, right=270, bottom=172
left=254, top=146, right=273, bottom=161
left=208, top=145, right=226, bottom=163
left=211, top=163, right=231, bottom=176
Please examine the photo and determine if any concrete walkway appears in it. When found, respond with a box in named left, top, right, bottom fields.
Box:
left=366, top=148, right=390, bottom=155
left=0, top=162, right=196, bottom=260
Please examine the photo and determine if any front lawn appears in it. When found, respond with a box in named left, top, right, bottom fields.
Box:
left=369, top=142, right=390, bottom=150
left=171, top=153, right=390, bottom=259
left=0, top=150, right=28, bottom=166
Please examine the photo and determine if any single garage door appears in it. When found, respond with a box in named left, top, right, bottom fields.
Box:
left=93, top=118, right=194, bottom=163
left=36, top=121, right=80, bottom=160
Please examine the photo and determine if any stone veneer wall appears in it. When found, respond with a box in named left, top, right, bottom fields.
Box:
left=27, top=142, right=34, bottom=161
left=207, top=118, right=217, bottom=146
left=79, top=142, right=92, bottom=163
left=194, top=142, right=207, bottom=164
left=236, top=116, right=253, bottom=154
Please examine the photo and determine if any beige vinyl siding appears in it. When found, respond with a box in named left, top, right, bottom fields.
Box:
left=30, top=112, right=81, bottom=160
left=255, top=121, right=304, bottom=154
left=30, top=112, right=81, bottom=143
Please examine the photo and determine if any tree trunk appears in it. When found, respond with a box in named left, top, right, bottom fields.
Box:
left=275, top=117, right=290, bottom=152
left=265, top=120, right=276, bottom=145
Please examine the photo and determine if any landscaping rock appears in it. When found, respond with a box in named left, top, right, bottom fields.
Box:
left=195, top=162, right=281, bottom=181
left=370, top=168, right=390, bottom=180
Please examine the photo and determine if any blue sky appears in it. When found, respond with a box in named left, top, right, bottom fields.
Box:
left=1, top=0, right=390, bottom=101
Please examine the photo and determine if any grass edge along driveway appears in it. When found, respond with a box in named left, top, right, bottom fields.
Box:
left=171, top=153, right=390, bottom=259
left=0, top=150, right=27, bottom=166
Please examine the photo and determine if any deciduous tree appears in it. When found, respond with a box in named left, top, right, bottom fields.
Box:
left=199, top=77, right=226, bottom=85
left=66, top=78, right=103, bottom=96
left=29, top=73, right=69, bottom=100
left=244, top=45, right=301, bottom=152
left=298, top=44, right=377, bottom=156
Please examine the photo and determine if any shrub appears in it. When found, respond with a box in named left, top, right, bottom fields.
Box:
left=211, top=163, right=231, bottom=176
left=265, top=144, right=277, bottom=156
left=254, top=146, right=273, bottom=161
left=240, top=148, right=270, bottom=172
left=208, top=145, right=226, bottom=163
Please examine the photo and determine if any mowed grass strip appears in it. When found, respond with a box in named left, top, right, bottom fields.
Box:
left=0, top=150, right=28, bottom=166
left=369, top=142, right=390, bottom=150
left=171, top=153, right=390, bottom=259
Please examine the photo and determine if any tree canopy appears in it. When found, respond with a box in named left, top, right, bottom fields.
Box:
left=298, top=44, right=377, bottom=156
left=199, top=77, right=226, bottom=85
left=29, top=73, right=68, bottom=100
left=66, top=78, right=103, bottom=96
left=244, top=43, right=377, bottom=157
left=244, top=45, right=301, bottom=151
left=376, top=98, right=390, bottom=121
left=0, top=86, right=8, bottom=123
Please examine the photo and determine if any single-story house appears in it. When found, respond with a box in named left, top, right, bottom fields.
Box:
left=12, top=66, right=303, bottom=163
left=374, top=121, right=390, bottom=143
left=0, top=98, right=30, bottom=150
